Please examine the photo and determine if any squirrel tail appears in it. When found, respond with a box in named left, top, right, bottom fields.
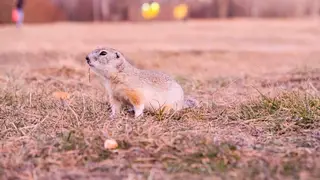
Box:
left=183, top=96, right=199, bottom=109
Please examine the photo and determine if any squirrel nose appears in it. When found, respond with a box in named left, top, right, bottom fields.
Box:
left=86, top=56, right=90, bottom=64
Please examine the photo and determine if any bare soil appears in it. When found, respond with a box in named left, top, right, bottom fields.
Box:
left=0, top=19, right=319, bottom=180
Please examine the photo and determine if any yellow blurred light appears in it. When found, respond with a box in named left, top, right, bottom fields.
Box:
left=173, top=3, right=188, bottom=20
left=141, top=3, right=149, bottom=12
left=141, top=2, right=160, bottom=20
left=150, top=2, right=160, bottom=11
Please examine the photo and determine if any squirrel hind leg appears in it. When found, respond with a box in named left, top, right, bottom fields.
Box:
left=133, top=104, right=144, bottom=118
left=124, top=89, right=145, bottom=118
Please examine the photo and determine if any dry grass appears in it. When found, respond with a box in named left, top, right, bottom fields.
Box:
left=0, top=19, right=320, bottom=179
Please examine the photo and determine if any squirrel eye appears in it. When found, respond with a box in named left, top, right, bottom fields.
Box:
left=99, top=51, right=107, bottom=56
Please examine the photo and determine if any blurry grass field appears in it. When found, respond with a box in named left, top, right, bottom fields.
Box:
left=0, top=19, right=320, bottom=180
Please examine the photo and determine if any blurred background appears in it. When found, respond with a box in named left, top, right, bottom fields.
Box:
left=0, top=0, right=320, bottom=23
left=0, top=0, right=319, bottom=80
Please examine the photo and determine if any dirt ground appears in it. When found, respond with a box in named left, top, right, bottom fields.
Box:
left=0, top=19, right=319, bottom=180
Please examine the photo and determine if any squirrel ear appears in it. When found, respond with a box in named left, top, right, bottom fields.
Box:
left=115, top=52, right=120, bottom=59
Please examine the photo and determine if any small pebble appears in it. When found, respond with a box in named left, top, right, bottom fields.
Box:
left=104, top=139, right=118, bottom=150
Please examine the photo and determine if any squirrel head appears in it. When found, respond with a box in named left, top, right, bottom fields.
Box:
left=86, top=47, right=127, bottom=77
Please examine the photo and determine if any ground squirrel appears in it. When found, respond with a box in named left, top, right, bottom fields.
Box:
left=86, top=47, right=198, bottom=118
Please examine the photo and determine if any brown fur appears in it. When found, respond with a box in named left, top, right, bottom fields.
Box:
left=124, top=89, right=143, bottom=106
